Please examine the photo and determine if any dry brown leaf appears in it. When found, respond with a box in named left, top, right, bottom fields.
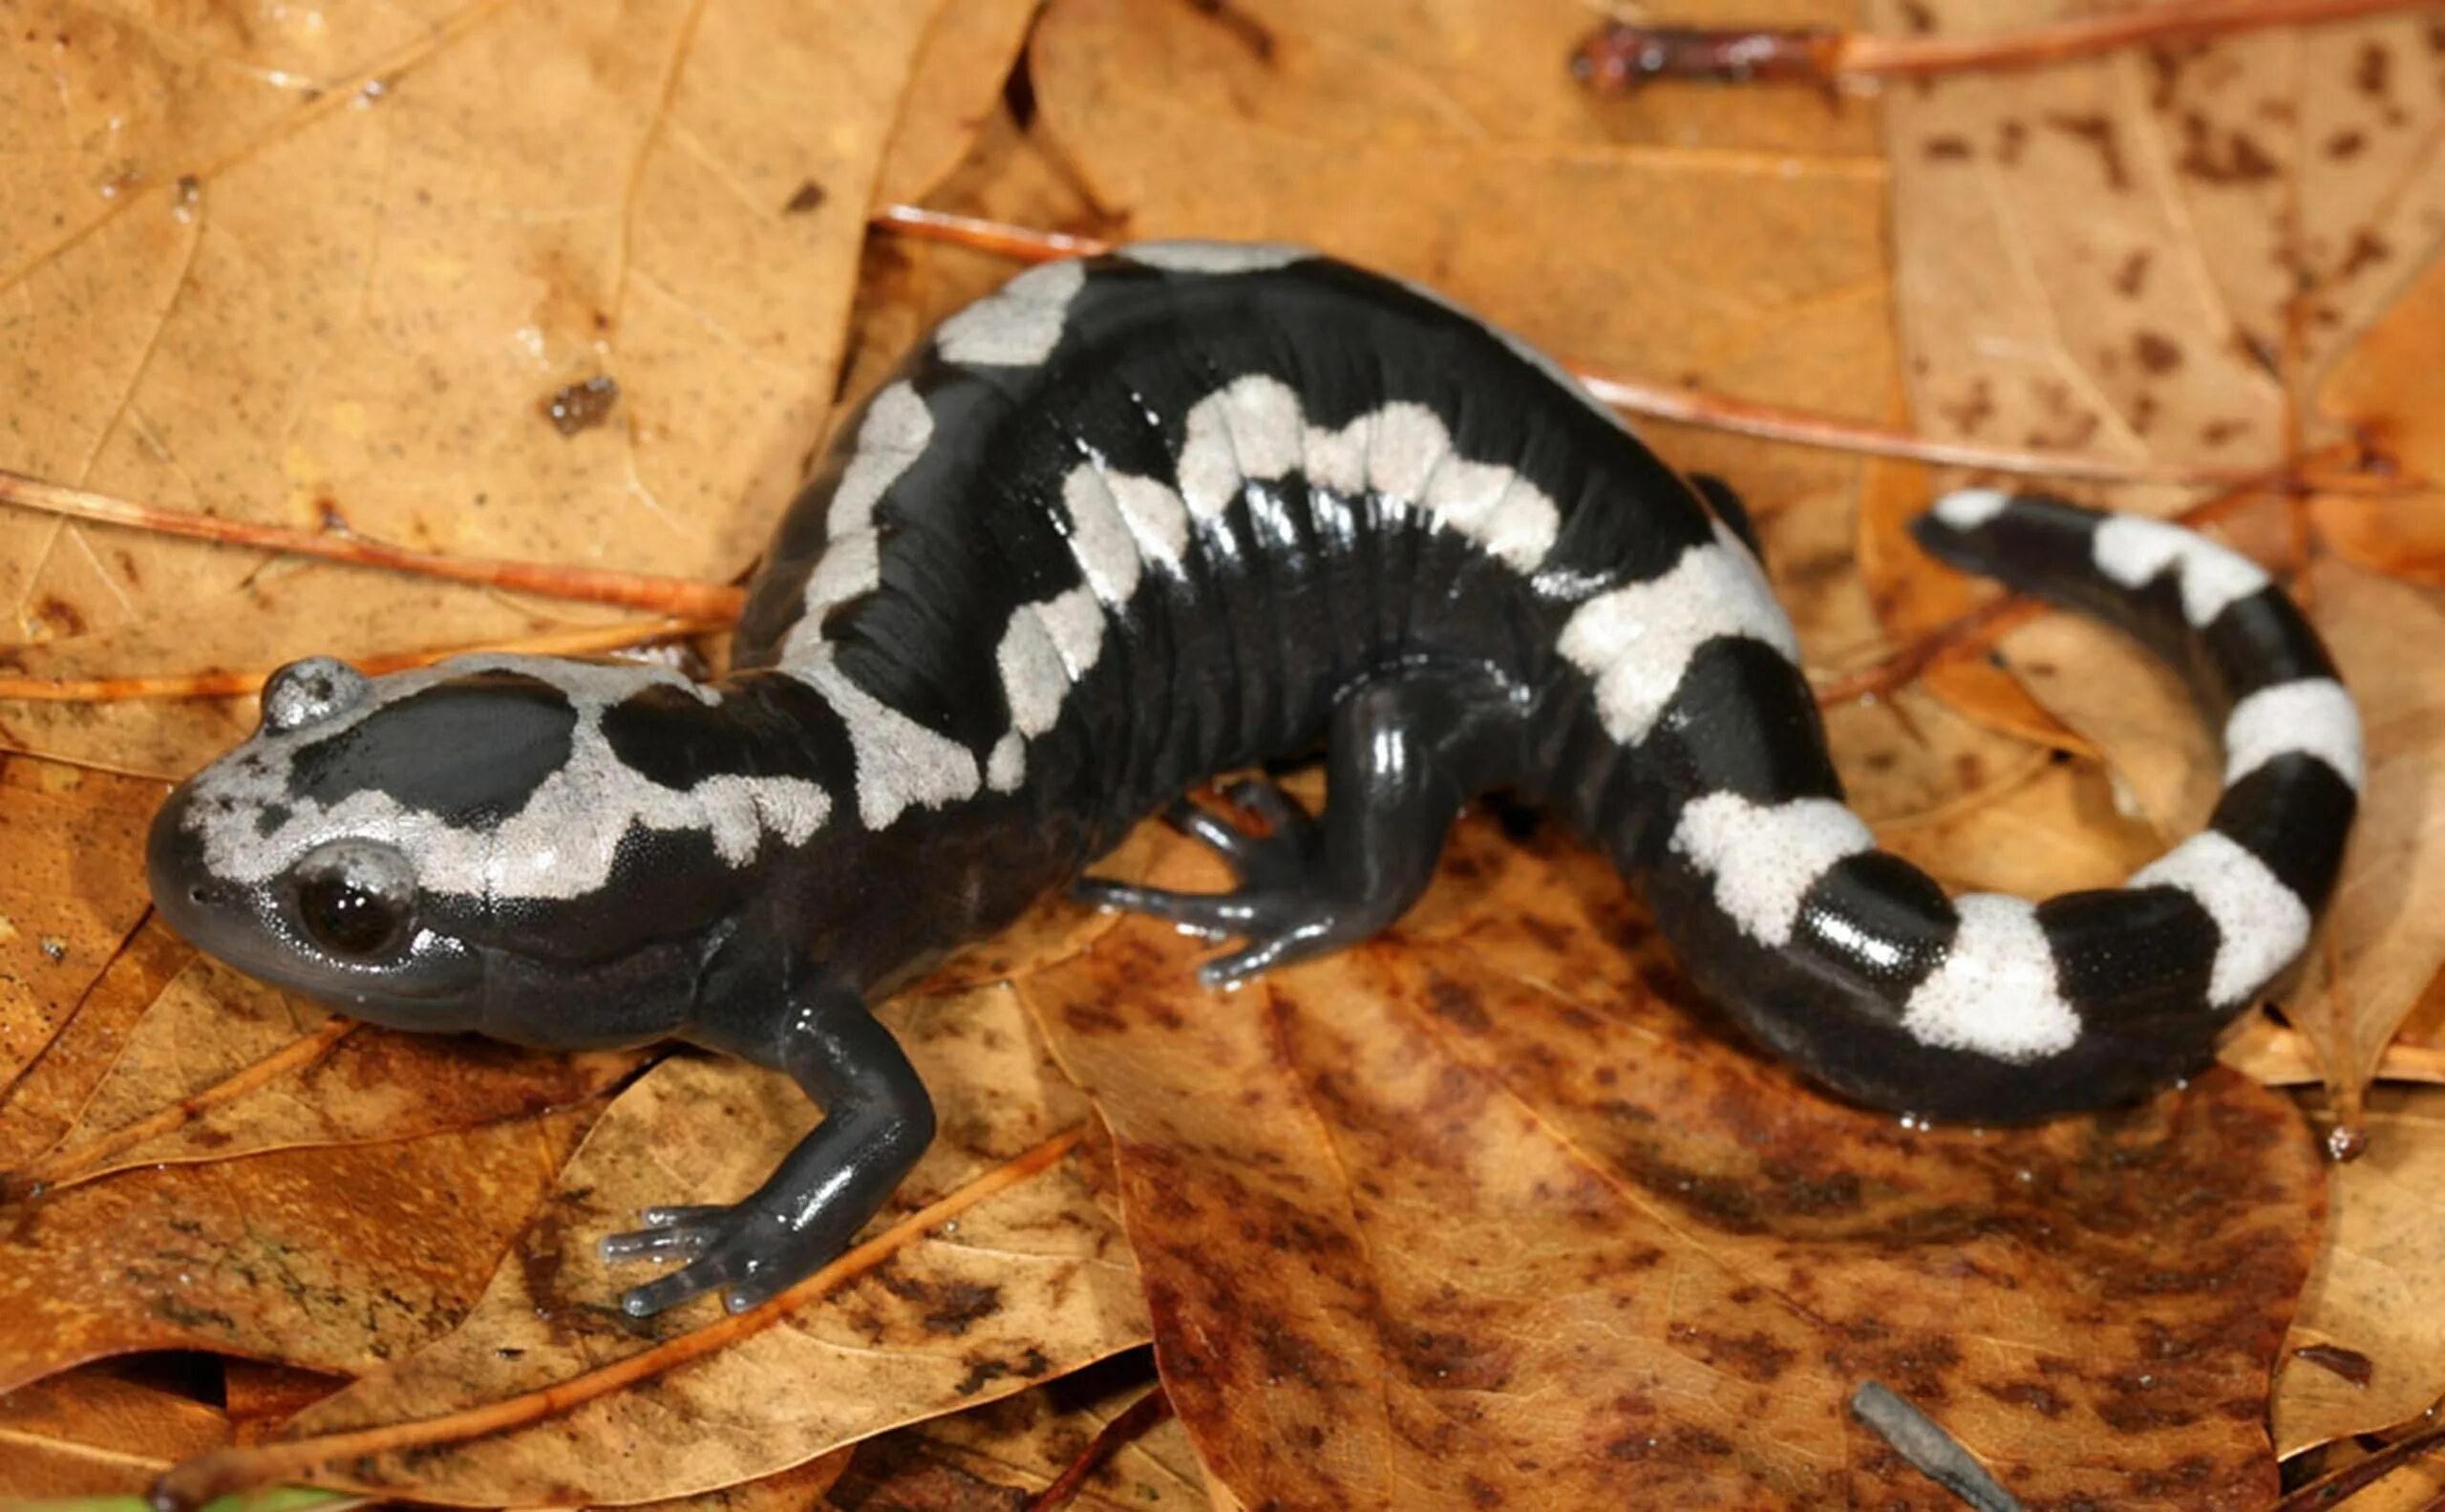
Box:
left=844, top=1352, right=1214, bottom=1511
left=2286, top=560, right=2445, bottom=1099
left=0, top=1106, right=593, bottom=1395
left=0, top=1366, right=231, bottom=1498
left=0, top=763, right=161, bottom=1093
left=0, top=564, right=644, bottom=779
left=1988, top=607, right=2222, bottom=837
left=2275, top=1087, right=2445, bottom=1456
left=1031, top=46, right=1891, bottom=425
left=1032, top=0, right=1881, bottom=156
left=10, top=995, right=645, bottom=1198
left=1026, top=817, right=2325, bottom=1511
left=2314, top=249, right=2445, bottom=582
left=1851, top=453, right=2093, bottom=758
left=1876, top=753, right=2167, bottom=898
left=222, top=1360, right=351, bottom=1448
left=1876, top=1, right=2445, bottom=474
left=0, top=917, right=190, bottom=1170
left=874, top=0, right=1045, bottom=210
left=246, top=985, right=1145, bottom=1506
left=0, top=0, right=944, bottom=770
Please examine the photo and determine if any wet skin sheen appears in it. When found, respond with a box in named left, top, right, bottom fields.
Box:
left=146, top=243, right=2364, bottom=1316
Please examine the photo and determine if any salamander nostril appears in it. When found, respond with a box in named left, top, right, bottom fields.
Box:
left=189, top=884, right=211, bottom=905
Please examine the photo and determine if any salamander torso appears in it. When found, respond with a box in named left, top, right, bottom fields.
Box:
left=147, top=243, right=2363, bottom=1316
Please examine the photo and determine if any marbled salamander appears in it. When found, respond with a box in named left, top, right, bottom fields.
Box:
left=147, top=243, right=2362, bottom=1317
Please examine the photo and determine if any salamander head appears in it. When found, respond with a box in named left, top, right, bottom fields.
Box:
left=147, top=653, right=813, bottom=1041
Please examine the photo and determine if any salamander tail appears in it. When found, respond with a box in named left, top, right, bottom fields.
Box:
left=1643, top=489, right=2360, bottom=1121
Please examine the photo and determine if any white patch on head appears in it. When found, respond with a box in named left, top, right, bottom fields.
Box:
left=2129, top=830, right=2310, bottom=1008
left=791, top=652, right=980, bottom=830
left=184, top=657, right=830, bottom=902
left=1930, top=488, right=2013, bottom=531
left=1120, top=241, right=1314, bottom=274
left=1669, top=794, right=1875, bottom=946
left=1557, top=522, right=1801, bottom=745
left=2222, top=677, right=2363, bottom=792
left=2092, top=514, right=2272, bottom=628
left=1901, top=895, right=2082, bottom=1061
left=935, top=259, right=1088, bottom=369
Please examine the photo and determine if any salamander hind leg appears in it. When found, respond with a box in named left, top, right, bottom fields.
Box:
left=602, top=993, right=936, bottom=1316
left=1079, top=663, right=1532, bottom=989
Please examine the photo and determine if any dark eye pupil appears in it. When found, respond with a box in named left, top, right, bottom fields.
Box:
left=300, top=876, right=399, bottom=955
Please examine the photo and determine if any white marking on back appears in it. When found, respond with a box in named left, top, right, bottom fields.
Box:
left=1901, top=895, right=2082, bottom=1060
left=1120, top=241, right=1314, bottom=274
left=1931, top=488, right=2013, bottom=530
left=800, top=531, right=881, bottom=622
left=792, top=652, right=981, bottom=829
left=1179, top=375, right=1304, bottom=519
left=774, top=382, right=933, bottom=668
left=1062, top=465, right=1144, bottom=604
left=184, top=657, right=830, bottom=902
left=1423, top=458, right=1560, bottom=574
left=2092, top=514, right=2271, bottom=628
left=828, top=382, right=932, bottom=536
left=995, top=609, right=1070, bottom=738
left=2129, top=831, right=2309, bottom=1008
left=1365, top=403, right=1449, bottom=501
left=987, top=732, right=1027, bottom=793
left=1670, top=795, right=1875, bottom=946
left=936, top=259, right=1088, bottom=369
left=1110, top=473, right=1192, bottom=569
left=1037, top=586, right=1106, bottom=677
left=1557, top=522, right=1800, bottom=746
left=2222, top=677, right=2363, bottom=792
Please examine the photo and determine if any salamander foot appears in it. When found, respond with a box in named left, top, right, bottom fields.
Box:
left=1077, top=779, right=1392, bottom=988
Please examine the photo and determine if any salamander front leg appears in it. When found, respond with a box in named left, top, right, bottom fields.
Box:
left=1078, top=665, right=1529, bottom=988
left=601, top=994, right=936, bottom=1317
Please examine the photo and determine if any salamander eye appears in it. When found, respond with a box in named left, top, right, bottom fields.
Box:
left=287, top=839, right=415, bottom=960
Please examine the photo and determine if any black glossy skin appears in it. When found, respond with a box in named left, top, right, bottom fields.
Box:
left=146, top=245, right=2357, bottom=1316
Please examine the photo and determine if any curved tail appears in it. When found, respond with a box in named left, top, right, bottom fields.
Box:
left=1642, top=490, right=2359, bottom=1121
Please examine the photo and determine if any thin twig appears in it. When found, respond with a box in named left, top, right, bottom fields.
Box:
left=1025, top=1386, right=1175, bottom=1512
left=873, top=208, right=2404, bottom=490
left=1573, top=368, right=2303, bottom=487
left=1570, top=0, right=2426, bottom=92
left=2269, top=1416, right=2445, bottom=1511
left=0, top=469, right=745, bottom=621
left=151, top=1127, right=1086, bottom=1510
left=1810, top=596, right=2044, bottom=708
left=0, top=617, right=716, bottom=703
left=873, top=203, right=1112, bottom=264
left=2, top=1020, right=356, bottom=1199
left=1815, top=480, right=2277, bottom=708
